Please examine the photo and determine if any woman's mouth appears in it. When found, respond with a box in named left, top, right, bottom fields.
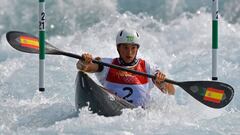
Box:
left=126, top=56, right=132, bottom=59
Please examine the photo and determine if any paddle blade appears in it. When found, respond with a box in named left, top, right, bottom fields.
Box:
left=179, top=81, right=234, bottom=109
left=6, top=31, right=60, bottom=54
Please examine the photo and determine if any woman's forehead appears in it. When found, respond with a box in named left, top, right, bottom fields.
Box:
left=118, top=43, right=139, bottom=47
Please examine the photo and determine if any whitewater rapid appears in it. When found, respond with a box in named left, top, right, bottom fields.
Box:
left=0, top=0, right=239, bottom=134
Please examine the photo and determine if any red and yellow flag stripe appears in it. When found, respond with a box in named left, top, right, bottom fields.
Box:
left=20, top=36, right=39, bottom=49
left=203, top=87, right=224, bottom=103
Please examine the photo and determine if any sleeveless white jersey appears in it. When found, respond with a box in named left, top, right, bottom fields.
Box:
left=96, top=58, right=154, bottom=107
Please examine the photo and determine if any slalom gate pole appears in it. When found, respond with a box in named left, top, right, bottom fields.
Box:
left=39, top=0, right=46, bottom=91
left=212, top=0, right=218, bottom=81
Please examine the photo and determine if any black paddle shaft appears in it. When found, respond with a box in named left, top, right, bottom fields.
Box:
left=59, top=51, right=179, bottom=84
left=60, top=51, right=179, bottom=84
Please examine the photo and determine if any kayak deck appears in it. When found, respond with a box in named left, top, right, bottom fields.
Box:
left=75, top=71, right=135, bottom=117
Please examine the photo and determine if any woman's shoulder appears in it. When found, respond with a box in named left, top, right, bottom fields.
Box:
left=101, top=57, right=116, bottom=63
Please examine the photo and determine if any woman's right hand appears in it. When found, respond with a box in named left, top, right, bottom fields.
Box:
left=82, top=53, right=93, bottom=64
left=76, top=53, right=93, bottom=70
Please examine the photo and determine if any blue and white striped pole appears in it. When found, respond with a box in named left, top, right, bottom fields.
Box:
left=39, top=0, right=45, bottom=91
left=212, top=0, right=218, bottom=81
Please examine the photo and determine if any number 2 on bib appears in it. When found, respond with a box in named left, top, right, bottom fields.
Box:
left=123, top=87, right=133, bottom=103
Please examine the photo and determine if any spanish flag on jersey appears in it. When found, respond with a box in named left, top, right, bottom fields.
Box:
left=203, top=87, right=224, bottom=103
left=20, top=36, right=39, bottom=49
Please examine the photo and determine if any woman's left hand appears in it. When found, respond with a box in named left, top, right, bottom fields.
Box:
left=154, top=71, right=166, bottom=85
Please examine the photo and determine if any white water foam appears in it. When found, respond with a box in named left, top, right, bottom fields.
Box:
left=0, top=0, right=239, bottom=134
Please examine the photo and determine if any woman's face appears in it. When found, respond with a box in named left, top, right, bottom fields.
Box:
left=117, top=44, right=139, bottom=63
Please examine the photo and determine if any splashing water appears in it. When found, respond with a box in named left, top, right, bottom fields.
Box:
left=0, top=0, right=239, bottom=134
